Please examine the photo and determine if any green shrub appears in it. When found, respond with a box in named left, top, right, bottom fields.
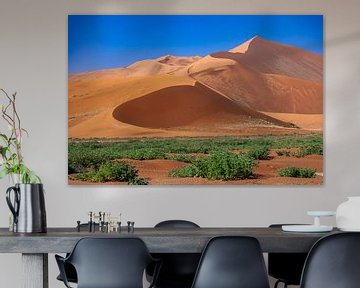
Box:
left=277, top=167, right=316, bottom=178
left=296, top=144, right=323, bottom=157
left=276, top=150, right=291, bottom=156
left=169, top=164, right=199, bottom=178
left=247, top=146, right=270, bottom=160
left=68, top=148, right=112, bottom=172
left=169, top=151, right=256, bottom=180
left=75, top=162, right=138, bottom=182
left=128, top=177, right=148, bottom=185
left=123, top=148, right=165, bottom=160
left=166, top=154, right=197, bottom=163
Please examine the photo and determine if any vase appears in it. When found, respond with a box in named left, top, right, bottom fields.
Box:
left=336, top=197, right=360, bottom=231
left=6, top=183, right=47, bottom=233
left=9, top=173, right=22, bottom=185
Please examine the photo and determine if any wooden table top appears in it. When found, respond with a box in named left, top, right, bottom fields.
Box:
left=0, top=227, right=339, bottom=253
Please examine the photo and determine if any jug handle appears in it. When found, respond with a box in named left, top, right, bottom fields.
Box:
left=6, top=186, right=20, bottom=224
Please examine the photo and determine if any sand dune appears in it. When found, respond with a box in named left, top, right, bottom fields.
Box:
left=189, top=36, right=322, bottom=114
left=157, top=55, right=201, bottom=66
left=69, top=55, right=202, bottom=81
left=228, top=36, right=322, bottom=82
left=113, top=82, right=292, bottom=129
left=69, top=36, right=323, bottom=138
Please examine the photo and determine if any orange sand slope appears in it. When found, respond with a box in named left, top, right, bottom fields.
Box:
left=69, top=36, right=323, bottom=139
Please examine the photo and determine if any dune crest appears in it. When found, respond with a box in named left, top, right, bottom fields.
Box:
left=229, top=35, right=260, bottom=53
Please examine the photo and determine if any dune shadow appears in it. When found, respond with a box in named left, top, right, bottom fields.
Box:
left=112, top=82, right=249, bottom=129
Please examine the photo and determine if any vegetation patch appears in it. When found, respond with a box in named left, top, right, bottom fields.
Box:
left=277, top=167, right=316, bottom=178
left=165, top=154, right=197, bottom=163
left=247, top=146, right=270, bottom=160
left=128, top=177, right=149, bottom=185
left=75, top=162, right=140, bottom=183
left=69, top=134, right=322, bottom=183
left=296, top=144, right=323, bottom=157
left=276, top=150, right=291, bottom=156
left=169, top=150, right=256, bottom=180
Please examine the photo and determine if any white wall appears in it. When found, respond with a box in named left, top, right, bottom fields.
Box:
left=1, top=0, right=360, bottom=287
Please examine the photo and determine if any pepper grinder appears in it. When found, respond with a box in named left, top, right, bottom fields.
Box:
left=77, top=221, right=81, bottom=232
left=88, top=211, right=93, bottom=232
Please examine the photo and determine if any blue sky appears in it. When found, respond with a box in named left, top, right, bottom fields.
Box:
left=68, top=15, right=323, bottom=74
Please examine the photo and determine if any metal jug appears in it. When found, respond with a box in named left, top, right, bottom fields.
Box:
left=6, top=183, right=47, bottom=233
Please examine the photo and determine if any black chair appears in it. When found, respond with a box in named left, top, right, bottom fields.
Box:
left=147, top=220, right=201, bottom=288
left=55, top=237, right=160, bottom=288
left=56, top=223, right=99, bottom=284
left=191, top=236, right=270, bottom=288
left=268, top=224, right=308, bottom=288
left=300, top=232, right=360, bottom=288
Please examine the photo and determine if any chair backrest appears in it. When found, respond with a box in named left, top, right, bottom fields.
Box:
left=191, top=236, right=270, bottom=288
left=67, top=237, right=154, bottom=288
left=152, top=220, right=201, bottom=284
left=155, top=220, right=200, bottom=228
left=300, top=232, right=360, bottom=288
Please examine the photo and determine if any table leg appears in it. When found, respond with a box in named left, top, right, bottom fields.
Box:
left=22, top=253, right=48, bottom=288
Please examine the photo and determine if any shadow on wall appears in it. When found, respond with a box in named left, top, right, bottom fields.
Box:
left=327, top=31, right=360, bottom=46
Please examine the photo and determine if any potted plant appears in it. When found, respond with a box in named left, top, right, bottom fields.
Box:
left=0, top=88, right=46, bottom=233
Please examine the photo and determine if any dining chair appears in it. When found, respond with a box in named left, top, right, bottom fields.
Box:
left=300, top=232, right=360, bottom=288
left=191, top=236, right=270, bottom=288
left=268, top=224, right=308, bottom=288
left=56, top=223, right=99, bottom=284
left=147, top=220, right=201, bottom=288
left=55, top=237, right=161, bottom=288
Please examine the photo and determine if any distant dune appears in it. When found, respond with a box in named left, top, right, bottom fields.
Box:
left=68, top=36, right=323, bottom=138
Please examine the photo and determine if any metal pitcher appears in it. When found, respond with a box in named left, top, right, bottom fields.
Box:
left=6, top=183, right=47, bottom=233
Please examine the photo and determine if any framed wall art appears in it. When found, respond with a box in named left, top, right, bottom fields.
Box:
left=68, top=15, right=323, bottom=185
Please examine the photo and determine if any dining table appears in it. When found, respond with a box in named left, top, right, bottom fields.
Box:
left=0, top=226, right=339, bottom=288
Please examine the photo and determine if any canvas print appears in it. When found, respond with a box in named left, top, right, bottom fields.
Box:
left=68, top=15, right=323, bottom=185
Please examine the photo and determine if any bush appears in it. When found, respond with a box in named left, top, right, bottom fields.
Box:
left=296, top=144, right=323, bottom=157
left=247, top=146, right=270, bottom=160
left=68, top=148, right=112, bottom=173
left=123, top=148, right=165, bottom=160
left=166, top=154, right=197, bottom=163
left=277, top=167, right=316, bottom=178
left=128, top=177, right=148, bottom=185
left=169, top=151, right=256, bottom=180
left=169, top=164, right=200, bottom=178
left=276, top=150, right=291, bottom=156
left=75, top=162, right=138, bottom=182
